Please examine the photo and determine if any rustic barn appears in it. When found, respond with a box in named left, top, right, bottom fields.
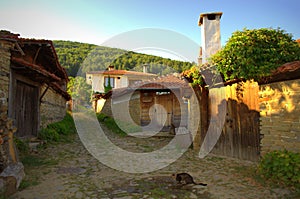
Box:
left=0, top=31, right=70, bottom=195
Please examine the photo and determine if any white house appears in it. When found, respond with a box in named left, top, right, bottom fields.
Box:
left=86, top=66, right=157, bottom=93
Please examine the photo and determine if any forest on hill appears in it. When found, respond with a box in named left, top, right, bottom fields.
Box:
left=53, top=40, right=195, bottom=77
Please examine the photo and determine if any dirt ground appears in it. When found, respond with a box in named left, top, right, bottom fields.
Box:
left=11, top=124, right=295, bottom=199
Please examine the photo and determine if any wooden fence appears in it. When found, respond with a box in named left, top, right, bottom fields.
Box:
left=198, top=81, right=261, bottom=161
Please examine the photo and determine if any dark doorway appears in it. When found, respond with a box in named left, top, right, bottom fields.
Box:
left=13, top=80, right=39, bottom=137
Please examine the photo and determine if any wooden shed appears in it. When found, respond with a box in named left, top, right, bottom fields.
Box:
left=137, top=74, right=192, bottom=131
left=100, top=74, right=193, bottom=132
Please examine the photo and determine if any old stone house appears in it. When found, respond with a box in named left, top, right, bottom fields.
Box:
left=0, top=31, right=70, bottom=195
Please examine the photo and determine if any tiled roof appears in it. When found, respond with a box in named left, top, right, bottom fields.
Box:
left=266, top=61, right=300, bottom=83
left=1, top=31, right=70, bottom=100
left=1, top=31, right=68, bottom=81
left=99, top=74, right=191, bottom=100
left=131, top=73, right=190, bottom=90
left=87, top=70, right=157, bottom=77
left=260, top=61, right=300, bottom=84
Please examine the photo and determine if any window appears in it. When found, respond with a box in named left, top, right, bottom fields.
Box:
left=104, top=77, right=115, bottom=88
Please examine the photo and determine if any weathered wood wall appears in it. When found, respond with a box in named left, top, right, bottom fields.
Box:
left=140, top=90, right=187, bottom=130
left=195, top=81, right=260, bottom=161
left=212, top=81, right=260, bottom=161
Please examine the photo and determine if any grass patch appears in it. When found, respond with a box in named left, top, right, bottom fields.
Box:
left=21, top=155, right=58, bottom=167
left=150, top=187, right=168, bottom=198
left=96, top=113, right=127, bottom=136
left=38, top=111, right=76, bottom=143
left=18, top=154, right=58, bottom=190
left=14, top=137, right=30, bottom=154
left=19, top=178, right=39, bottom=190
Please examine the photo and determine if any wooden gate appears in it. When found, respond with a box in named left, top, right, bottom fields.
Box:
left=200, top=81, right=260, bottom=161
left=13, top=80, right=39, bottom=137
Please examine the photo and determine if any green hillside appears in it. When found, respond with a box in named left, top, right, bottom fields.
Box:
left=53, top=40, right=195, bottom=77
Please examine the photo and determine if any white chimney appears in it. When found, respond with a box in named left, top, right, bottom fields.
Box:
left=143, top=64, right=148, bottom=73
left=198, top=12, right=222, bottom=64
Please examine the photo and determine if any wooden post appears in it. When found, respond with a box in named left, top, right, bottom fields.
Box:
left=8, top=129, right=17, bottom=164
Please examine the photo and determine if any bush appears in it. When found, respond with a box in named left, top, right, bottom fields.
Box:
left=257, top=150, right=300, bottom=188
left=211, top=28, right=300, bottom=81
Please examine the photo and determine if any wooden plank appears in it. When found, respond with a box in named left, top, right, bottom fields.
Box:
left=14, top=80, right=38, bottom=137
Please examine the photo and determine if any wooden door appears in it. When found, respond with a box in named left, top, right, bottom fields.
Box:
left=153, top=93, right=172, bottom=127
left=14, top=80, right=39, bottom=137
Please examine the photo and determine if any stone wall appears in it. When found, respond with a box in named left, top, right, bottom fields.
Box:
left=0, top=40, right=15, bottom=168
left=259, top=79, right=300, bottom=155
left=40, top=85, right=67, bottom=128
left=0, top=40, right=13, bottom=116
left=0, top=39, right=24, bottom=196
left=101, top=93, right=140, bottom=123
left=101, top=92, right=141, bottom=126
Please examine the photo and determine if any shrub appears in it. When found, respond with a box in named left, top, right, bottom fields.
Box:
left=211, top=28, right=300, bottom=81
left=257, top=150, right=300, bottom=188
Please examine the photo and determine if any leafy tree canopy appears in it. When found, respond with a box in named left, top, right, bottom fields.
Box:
left=181, top=66, right=204, bottom=86
left=210, top=28, right=300, bottom=81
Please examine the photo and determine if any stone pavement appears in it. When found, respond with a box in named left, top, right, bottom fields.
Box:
left=11, top=125, right=293, bottom=199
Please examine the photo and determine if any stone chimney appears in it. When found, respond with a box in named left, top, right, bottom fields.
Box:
left=198, top=12, right=222, bottom=64
left=108, top=65, right=114, bottom=71
left=143, top=64, right=148, bottom=73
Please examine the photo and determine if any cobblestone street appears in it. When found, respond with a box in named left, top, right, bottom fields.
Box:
left=12, top=124, right=293, bottom=199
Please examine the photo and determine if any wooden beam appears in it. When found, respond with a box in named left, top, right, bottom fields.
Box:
left=39, top=84, right=50, bottom=103
left=33, top=46, right=42, bottom=64
left=14, top=42, right=25, bottom=56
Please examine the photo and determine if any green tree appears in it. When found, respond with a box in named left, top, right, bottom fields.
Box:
left=67, top=76, right=92, bottom=106
left=210, top=28, right=300, bottom=81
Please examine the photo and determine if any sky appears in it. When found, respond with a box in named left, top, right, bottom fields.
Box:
left=0, top=0, right=299, bottom=61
